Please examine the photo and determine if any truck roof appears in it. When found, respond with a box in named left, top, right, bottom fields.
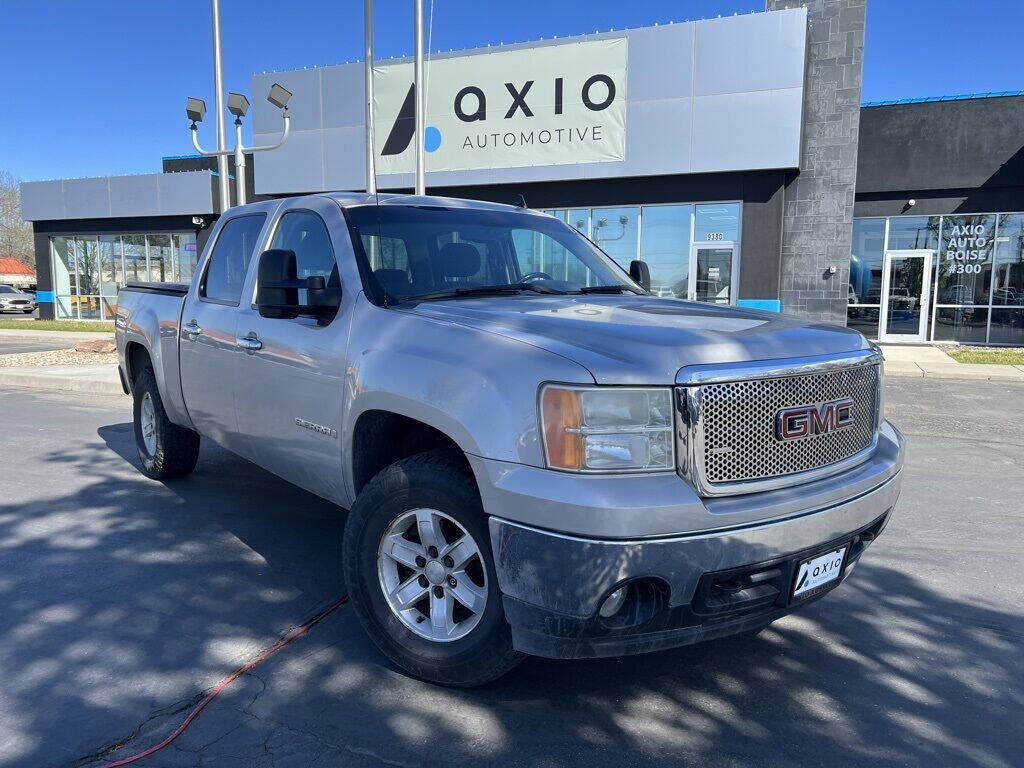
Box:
left=226, top=192, right=540, bottom=216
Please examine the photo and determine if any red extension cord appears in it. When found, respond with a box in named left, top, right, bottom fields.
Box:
left=100, top=595, right=349, bottom=768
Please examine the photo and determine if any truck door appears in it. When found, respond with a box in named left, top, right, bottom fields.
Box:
left=233, top=199, right=351, bottom=503
left=179, top=213, right=267, bottom=449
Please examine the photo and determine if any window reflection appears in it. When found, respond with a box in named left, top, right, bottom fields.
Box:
left=640, top=205, right=691, bottom=298
left=936, top=214, right=994, bottom=305
left=591, top=207, right=639, bottom=270
left=695, top=203, right=739, bottom=242
left=49, top=230, right=198, bottom=320
left=993, top=214, right=1024, bottom=306
left=850, top=218, right=884, bottom=305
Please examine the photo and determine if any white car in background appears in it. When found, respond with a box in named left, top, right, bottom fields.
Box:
left=0, top=285, right=36, bottom=314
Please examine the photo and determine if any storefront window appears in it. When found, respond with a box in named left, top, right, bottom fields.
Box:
left=993, top=214, right=1024, bottom=307
left=539, top=202, right=740, bottom=303
left=695, top=203, right=740, bottom=242
left=49, top=230, right=198, bottom=320
left=640, top=205, right=691, bottom=298
left=591, top=207, right=639, bottom=270
left=935, top=214, right=994, bottom=306
left=933, top=306, right=989, bottom=343
left=173, top=233, right=199, bottom=283
left=886, top=216, right=940, bottom=251
left=123, top=235, right=147, bottom=283
left=848, top=212, right=1024, bottom=344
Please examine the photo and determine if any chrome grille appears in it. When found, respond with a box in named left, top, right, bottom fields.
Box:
left=684, top=363, right=879, bottom=492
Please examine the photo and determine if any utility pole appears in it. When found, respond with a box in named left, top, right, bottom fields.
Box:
left=413, top=0, right=425, bottom=195
left=210, top=0, right=231, bottom=212
left=364, top=0, right=377, bottom=195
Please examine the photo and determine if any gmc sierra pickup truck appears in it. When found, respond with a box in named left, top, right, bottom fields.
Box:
left=115, top=193, right=904, bottom=686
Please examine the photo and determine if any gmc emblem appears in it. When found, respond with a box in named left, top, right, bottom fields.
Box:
left=774, top=398, right=855, bottom=441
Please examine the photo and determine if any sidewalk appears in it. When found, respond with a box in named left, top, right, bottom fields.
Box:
left=879, top=344, right=1024, bottom=381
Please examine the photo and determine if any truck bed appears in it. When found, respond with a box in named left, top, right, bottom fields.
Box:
left=123, top=281, right=190, bottom=296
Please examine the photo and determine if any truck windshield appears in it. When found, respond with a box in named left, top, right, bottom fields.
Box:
left=345, top=204, right=643, bottom=303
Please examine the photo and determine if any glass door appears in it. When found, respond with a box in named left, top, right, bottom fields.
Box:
left=691, top=244, right=736, bottom=304
left=879, top=250, right=933, bottom=342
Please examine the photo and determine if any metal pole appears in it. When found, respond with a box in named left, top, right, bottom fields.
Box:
left=413, top=0, right=425, bottom=195
left=211, top=0, right=231, bottom=211
left=234, top=119, right=246, bottom=207
left=364, top=0, right=376, bottom=195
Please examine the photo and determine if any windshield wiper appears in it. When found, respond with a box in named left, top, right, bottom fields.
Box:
left=575, top=285, right=641, bottom=294
left=404, top=282, right=565, bottom=302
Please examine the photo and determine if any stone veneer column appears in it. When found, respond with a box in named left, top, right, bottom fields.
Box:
left=767, top=0, right=865, bottom=323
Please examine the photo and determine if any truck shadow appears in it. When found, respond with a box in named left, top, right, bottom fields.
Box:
left=0, top=419, right=1020, bottom=768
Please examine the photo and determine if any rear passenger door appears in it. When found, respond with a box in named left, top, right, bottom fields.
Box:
left=179, top=213, right=267, bottom=449
left=233, top=199, right=353, bottom=503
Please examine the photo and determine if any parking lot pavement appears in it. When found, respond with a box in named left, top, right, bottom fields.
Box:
left=0, top=339, right=71, bottom=355
left=0, top=379, right=1021, bottom=768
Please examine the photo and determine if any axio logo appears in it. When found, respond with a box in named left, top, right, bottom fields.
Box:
left=774, top=398, right=855, bottom=441
left=379, top=74, right=616, bottom=157
left=372, top=38, right=627, bottom=173
left=380, top=85, right=443, bottom=156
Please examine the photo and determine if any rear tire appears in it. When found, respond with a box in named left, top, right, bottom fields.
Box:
left=343, top=450, right=523, bottom=687
left=132, top=366, right=200, bottom=480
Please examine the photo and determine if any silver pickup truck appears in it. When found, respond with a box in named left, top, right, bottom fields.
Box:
left=115, top=193, right=904, bottom=686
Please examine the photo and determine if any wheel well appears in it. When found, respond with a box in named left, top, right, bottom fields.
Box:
left=125, top=342, right=152, bottom=386
left=352, top=410, right=474, bottom=495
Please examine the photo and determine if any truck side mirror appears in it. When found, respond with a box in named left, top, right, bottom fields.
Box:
left=256, top=249, right=341, bottom=320
left=629, top=259, right=651, bottom=292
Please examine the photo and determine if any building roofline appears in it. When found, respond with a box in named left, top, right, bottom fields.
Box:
left=861, top=90, right=1024, bottom=107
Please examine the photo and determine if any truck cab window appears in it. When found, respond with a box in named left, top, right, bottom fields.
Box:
left=271, top=210, right=340, bottom=304
left=202, top=214, right=266, bottom=303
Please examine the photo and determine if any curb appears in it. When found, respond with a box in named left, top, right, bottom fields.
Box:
left=0, top=328, right=114, bottom=343
left=0, top=371, right=124, bottom=396
left=884, top=368, right=1024, bottom=382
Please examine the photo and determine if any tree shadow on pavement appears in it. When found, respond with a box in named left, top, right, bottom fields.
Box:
left=0, top=415, right=1020, bottom=768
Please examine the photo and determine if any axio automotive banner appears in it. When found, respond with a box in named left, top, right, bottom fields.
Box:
left=372, top=38, right=627, bottom=174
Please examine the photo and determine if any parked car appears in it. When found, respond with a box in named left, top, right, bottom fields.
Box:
left=0, top=285, right=37, bottom=313
left=115, top=194, right=904, bottom=686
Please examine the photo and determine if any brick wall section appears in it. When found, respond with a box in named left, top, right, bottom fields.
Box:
left=767, top=0, right=865, bottom=323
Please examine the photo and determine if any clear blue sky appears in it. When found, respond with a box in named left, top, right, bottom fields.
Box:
left=1, top=0, right=1021, bottom=181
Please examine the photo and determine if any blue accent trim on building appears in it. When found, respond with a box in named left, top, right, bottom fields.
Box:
left=737, top=298, right=781, bottom=312
left=35, top=290, right=54, bottom=303
left=862, top=91, right=1024, bottom=107
left=161, top=153, right=205, bottom=161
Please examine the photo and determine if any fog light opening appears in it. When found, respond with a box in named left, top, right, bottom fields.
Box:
left=599, top=587, right=628, bottom=618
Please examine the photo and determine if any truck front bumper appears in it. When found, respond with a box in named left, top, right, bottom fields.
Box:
left=483, top=424, right=904, bottom=659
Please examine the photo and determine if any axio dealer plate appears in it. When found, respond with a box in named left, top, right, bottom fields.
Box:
left=792, top=546, right=847, bottom=599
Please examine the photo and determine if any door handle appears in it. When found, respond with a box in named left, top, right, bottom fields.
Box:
left=235, top=334, right=263, bottom=352
left=183, top=320, right=203, bottom=340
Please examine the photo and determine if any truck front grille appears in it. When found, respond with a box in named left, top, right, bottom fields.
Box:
left=679, top=362, right=880, bottom=495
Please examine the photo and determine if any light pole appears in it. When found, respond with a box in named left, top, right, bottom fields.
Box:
left=365, top=0, right=376, bottom=195
left=186, top=84, right=292, bottom=208
left=413, top=0, right=425, bottom=195
left=210, top=0, right=230, bottom=213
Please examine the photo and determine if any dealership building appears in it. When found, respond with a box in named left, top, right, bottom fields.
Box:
left=19, top=0, right=1024, bottom=345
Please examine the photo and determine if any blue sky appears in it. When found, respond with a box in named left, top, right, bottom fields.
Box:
left=1, top=0, right=1021, bottom=181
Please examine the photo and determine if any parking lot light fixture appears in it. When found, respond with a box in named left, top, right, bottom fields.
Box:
left=267, top=83, right=292, bottom=110
left=187, top=84, right=291, bottom=208
left=227, top=92, right=250, bottom=118
left=186, top=97, right=207, bottom=125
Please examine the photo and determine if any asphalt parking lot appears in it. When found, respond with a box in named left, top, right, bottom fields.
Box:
left=0, top=378, right=1021, bottom=768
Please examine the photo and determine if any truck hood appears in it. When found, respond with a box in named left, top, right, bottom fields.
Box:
left=402, top=295, right=870, bottom=384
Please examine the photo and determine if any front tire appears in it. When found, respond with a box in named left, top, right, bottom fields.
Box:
left=132, top=366, right=200, bottom=480
left=343, top=450, right=523, bottom=686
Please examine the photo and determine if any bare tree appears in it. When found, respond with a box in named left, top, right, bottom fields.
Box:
left=0, top=171, right=35, bottom=268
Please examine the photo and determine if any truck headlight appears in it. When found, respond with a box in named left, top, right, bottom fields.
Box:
left=540, top=386, right=674, bottom=472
